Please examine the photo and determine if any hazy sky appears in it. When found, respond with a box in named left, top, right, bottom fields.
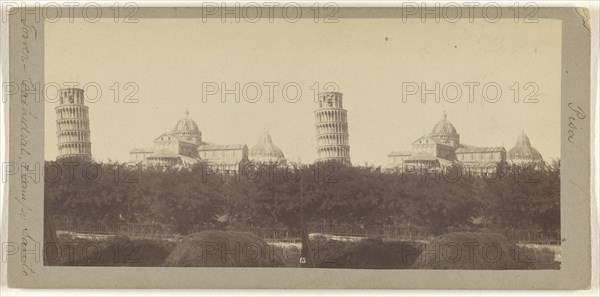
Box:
left=45, top=17, right=562, bottom=166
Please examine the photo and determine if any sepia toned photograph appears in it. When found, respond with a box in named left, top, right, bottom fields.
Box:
left=2, top=3, right=595, bottom=290
left=42, top=9, right=562, bottom=270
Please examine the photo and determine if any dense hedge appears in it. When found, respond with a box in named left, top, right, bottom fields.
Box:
left=44, top=160, right=560, bottom=235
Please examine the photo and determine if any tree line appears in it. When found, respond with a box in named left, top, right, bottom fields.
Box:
left=44, top=160, right=560, bottom=236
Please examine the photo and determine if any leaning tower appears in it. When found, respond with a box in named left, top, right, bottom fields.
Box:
left=56, top=88, right=92, bottom=162
left=314, top=92, right=351, bottom=166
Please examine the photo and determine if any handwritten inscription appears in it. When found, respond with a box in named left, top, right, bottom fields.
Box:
left=20, top=229, right=38, bottom=276
left=567, top=102, right=586, bottom=144
left=16, top=15, right=39, bottom=277
left=20, top=78, right=37, bottom=156
left=20, top=19, right=37, bottom=69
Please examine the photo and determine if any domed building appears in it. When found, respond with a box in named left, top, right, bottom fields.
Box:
left=130, top=109, right=248, bottom=172
left=387, top=112, right=507, bottom=175
left=508, top=130, right=543, bottom=164
left=249, top=130, right=285, bottom=163
left=429, top=111, right=460, bottom=149
left=170, top=109, right=202, bottom=146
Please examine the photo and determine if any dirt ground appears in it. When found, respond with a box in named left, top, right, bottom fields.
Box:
left=46, top=233, right=176, bottom=266
left=47, top=231, right=559, bottom=269
left=163, top=231, right=284, bottom=267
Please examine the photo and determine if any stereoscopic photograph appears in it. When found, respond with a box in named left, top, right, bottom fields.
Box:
left=42, top=9, right=563, bottom=270
left=3, top=4, right=594, bottom=290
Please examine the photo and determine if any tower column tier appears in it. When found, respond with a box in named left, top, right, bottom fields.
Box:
left=55, top=88, right=92, bottom=162
left=314, top=92, right=351, bottom=166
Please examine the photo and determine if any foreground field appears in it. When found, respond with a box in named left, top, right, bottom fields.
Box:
left=47, top=231, right=559, bottom=269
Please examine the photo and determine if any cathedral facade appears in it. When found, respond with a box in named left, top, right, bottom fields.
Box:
left=386, top=112, right=544, bottom=175
left=130, top=110, right=248, bottom=173
left=130, top=110, right=286, bottom=174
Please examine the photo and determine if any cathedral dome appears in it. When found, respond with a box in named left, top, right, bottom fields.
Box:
left=173, top=109, right=200, bottom=133
left=249, top=130, right=285, bottom=163
left=170, top=109, right=202, bottom=146
left=429, top=112, right=460, bottom=148
left=431, top=111, right=457, bottom=135
left=508, top=130, right=543, bottom=162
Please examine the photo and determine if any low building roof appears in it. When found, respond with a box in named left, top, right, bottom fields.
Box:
left=406, top=152, right=439, bottom=161
left=384, top=162, right=404, bottom=169
left=180, top=155, right=201, bottom=164
left=412, top=135, right=454, bottom=148
left=130, top=148, right=153, bottom=153
left=198, top=144, right=247, bottom=151
left=388, top=151, right=411, bottom=156
left=147, top=149, right=180, bottom=159
left=455, top=145, right=505, bottom=154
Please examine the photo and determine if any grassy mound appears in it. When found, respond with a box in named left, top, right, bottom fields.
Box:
left=268, top=242, right=302, bottom=267
left=412, top=232, right=529, bottom=269
left=516, top=244, right=560, bottom=269
left=47, top=234, right=176, bottom=266
left=163, top=231, right=284, bottom=267
left=308, top=234, right=421, bottom=269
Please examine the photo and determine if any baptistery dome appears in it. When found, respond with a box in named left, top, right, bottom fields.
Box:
left=508, top=130, right=543, bottom=163
left=249, top=130, right=285, bottom=163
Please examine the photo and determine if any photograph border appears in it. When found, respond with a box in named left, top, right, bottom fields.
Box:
left=3, top=5, right=594, bottom=289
